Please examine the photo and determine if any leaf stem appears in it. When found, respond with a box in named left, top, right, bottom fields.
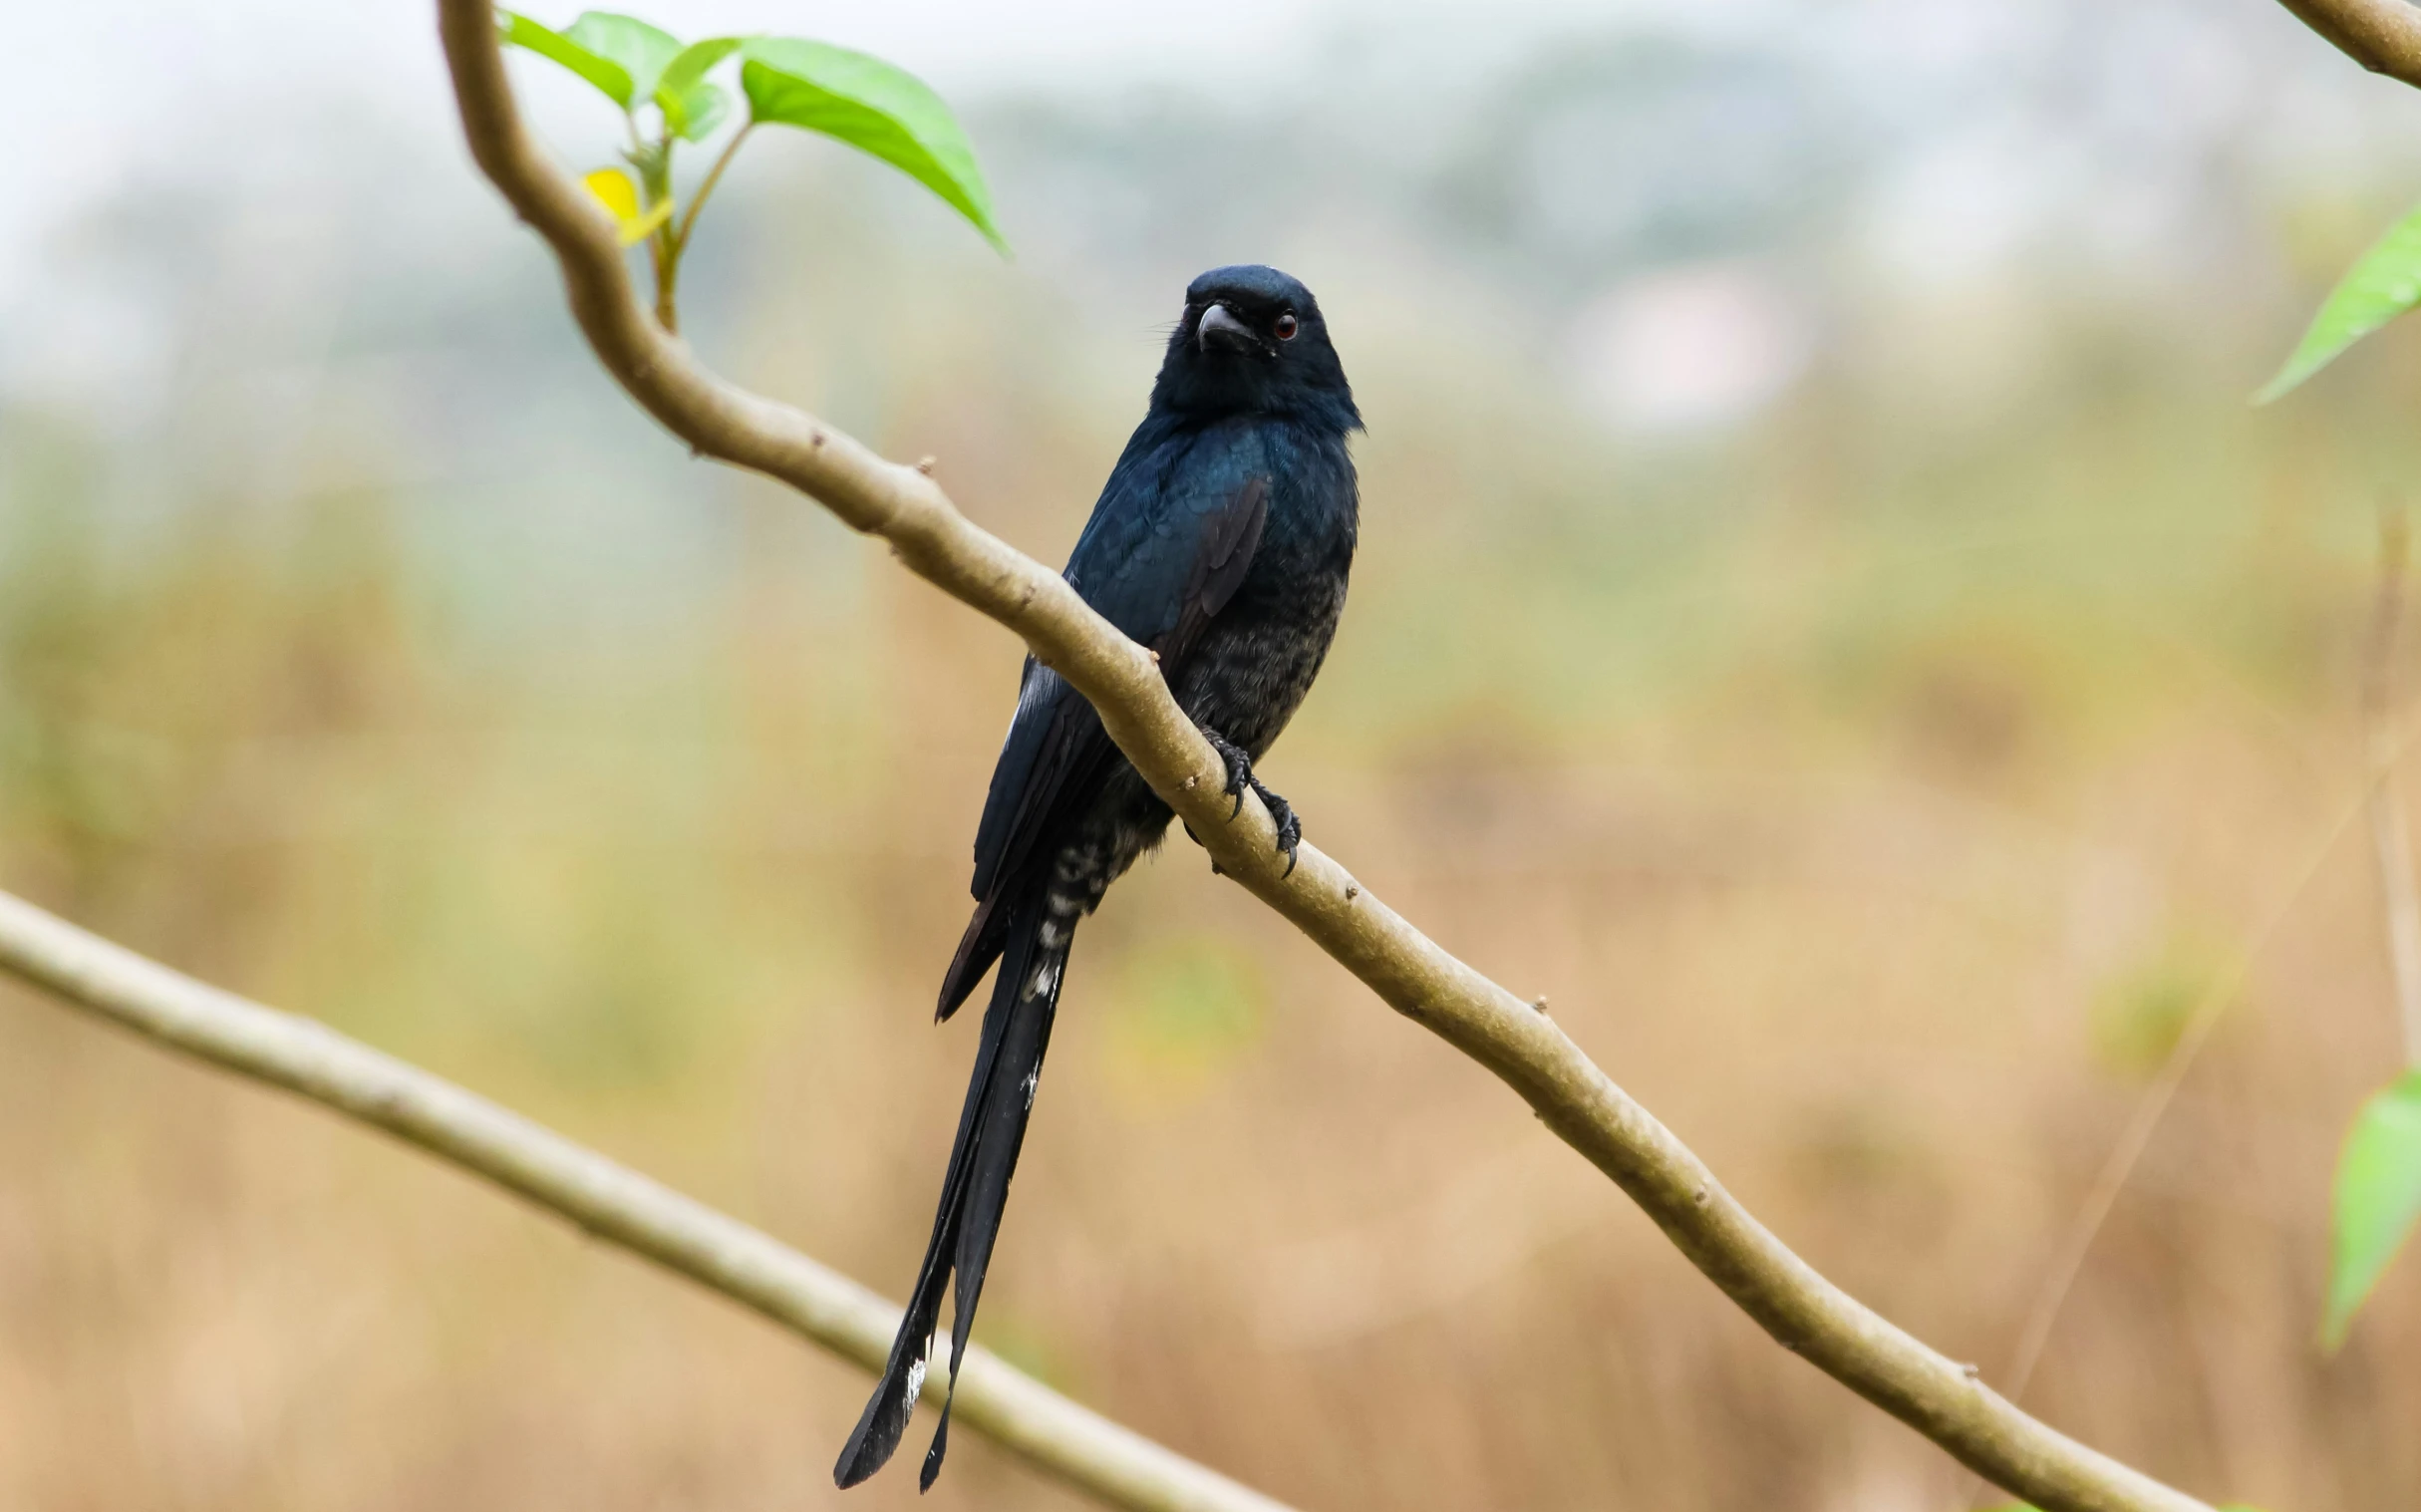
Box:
left=620, top=111, right=677, bottom=332
left=673, top=120, right=754, bottom=262
left=653, top=213, right=680, bottom=333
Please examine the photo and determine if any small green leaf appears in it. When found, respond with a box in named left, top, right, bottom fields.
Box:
left=2257, top=201, right=2421, bottom=404
left=657, top=37, right=742, bottom=141
left=562, top=12, right=684, bottom=106
left=2321, top=1068, right=2421, bottom=1351
left=664, top=81, right=730, bottom=142
left=658, top=36, right=741, bottom=103
left=498, top=10, right=633, bottom=106
left=741, top=38, right=1007, bottom=253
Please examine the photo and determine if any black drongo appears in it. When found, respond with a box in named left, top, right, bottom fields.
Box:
left=835, top=264, right=1362, bottom=1491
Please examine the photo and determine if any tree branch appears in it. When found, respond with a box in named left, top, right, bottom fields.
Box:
left=2276, top=0, right=2421, bottom=87
left=2363, top=506, right=2421, bottom=1064
left=0, top=890, right=1294, bottom=1512
left=428, top=3, right=2214, bottom=1507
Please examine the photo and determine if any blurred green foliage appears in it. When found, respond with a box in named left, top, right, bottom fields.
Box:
left=2090, top=937, right=2228, bottom=1081
left=2324, top=1069, right=2421, bottom=1351
left=1104, top=934, right=1267, bottom=1099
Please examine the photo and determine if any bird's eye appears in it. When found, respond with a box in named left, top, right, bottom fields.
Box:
left=1274, top=313, right=1300, bottom=341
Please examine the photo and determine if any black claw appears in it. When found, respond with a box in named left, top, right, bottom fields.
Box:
left=1199, top=726, right=1305, bottom=873
left=1261, top=789, right=1302, bottom=875
left=1202, top=729, right=1253, bottom=818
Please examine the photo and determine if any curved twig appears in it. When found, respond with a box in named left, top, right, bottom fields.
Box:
left=440, top=3, right=2217, bottom=1507
left=0, top=891, right=1294, bottom=1512
left=2275, top=0, right=2421, bottom=88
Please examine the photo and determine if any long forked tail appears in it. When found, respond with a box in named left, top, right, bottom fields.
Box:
left=833, top=896, right=1073, bottom=1490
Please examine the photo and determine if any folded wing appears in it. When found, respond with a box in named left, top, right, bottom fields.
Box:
left=936, top=430, right=1270, bottom=1020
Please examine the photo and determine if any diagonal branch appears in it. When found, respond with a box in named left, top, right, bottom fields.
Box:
left=0, top=890, right=1294, bottom=1512
left=429, top=2, right=2217, bottom=1507
left=2275, top=0, right=2421, bottom=87
left=2363, top=507, right=2421, bottom=1064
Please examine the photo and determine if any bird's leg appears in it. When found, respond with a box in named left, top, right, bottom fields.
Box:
left=1199, top=728, right=1303, bottom=876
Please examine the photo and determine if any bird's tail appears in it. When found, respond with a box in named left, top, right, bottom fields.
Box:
left=833, top=893, right=1074, bottom=1490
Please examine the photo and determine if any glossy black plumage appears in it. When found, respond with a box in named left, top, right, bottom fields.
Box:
left=833, top=265, right=1362, bottom=1490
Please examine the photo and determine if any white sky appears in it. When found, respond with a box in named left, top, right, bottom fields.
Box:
left=5, top=0, right=1793, bottom=289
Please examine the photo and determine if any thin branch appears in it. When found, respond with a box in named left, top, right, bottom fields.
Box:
left=1981, top=681, right=2421, bottom=1494
left=1994, top=804, right=2356, bottom=1409
left=2363, top=505, right=2421, bottom=1064
left=429, top=5, right=2217, bottom=1509
left=0, top=890, right=1294, bottom=1512
left=2275, top=0, right=2421, bottom=87
left=673, top=121, right=753, bottom=262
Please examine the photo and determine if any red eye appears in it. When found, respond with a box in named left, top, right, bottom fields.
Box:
left=1274, top=313, right=1300, bottom=340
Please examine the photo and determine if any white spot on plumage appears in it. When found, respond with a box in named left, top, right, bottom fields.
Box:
left=1024, top=958, right=1061, bottom=1001
left=904, top=1358, right=927, bottom=1412
left=1022, top=1065, right=1040, bottom=1108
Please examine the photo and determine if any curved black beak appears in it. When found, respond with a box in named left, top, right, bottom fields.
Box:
left=1196, top=302, right=1260, bottom=355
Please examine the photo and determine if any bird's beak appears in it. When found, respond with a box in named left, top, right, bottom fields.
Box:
left=1196, top=302, right=1259, bottom=355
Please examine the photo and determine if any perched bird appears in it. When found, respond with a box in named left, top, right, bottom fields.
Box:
left=834, top=264, right=1362, bottom=1490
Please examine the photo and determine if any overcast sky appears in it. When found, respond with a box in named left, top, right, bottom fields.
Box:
left=9, top=0, right=2410, bottom=429
left=8, top=0, right=1811, bottom=286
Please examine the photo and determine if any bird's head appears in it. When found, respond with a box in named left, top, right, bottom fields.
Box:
left=1151, top=264, right=1361, bottom=432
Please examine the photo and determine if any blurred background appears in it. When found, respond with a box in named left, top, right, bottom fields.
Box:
left=6, top=0, right=2421, bottom=1508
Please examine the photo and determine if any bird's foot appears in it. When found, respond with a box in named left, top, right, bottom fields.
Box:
left=1200, top=729, right=1303, bottom=876
left=1201, top=729, right=1255, bottom=818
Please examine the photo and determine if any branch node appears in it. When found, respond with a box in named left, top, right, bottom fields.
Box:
left=1344, top=882, right=1360, bottom=901
left=1531, top=995, right=1550, bottom=1015
left=915, top=454, right=937, bottom=475
left=1692, top=1186, right=1710, bottom=1207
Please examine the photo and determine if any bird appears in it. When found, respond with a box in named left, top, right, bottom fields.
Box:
left=833, top=264, right=1362, bottom=1491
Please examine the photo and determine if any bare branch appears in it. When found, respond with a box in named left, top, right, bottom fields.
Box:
left=2276, top=0, right=2421, bottom=87
left=0, top=890, right=1294, bottom=1512
left=439, top=3, right=2221, bottom=1507
left=2364, top=506, right=2421, bottom=1064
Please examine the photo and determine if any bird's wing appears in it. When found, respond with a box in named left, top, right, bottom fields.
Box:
left=935, top=429, right=1269, bottom=1019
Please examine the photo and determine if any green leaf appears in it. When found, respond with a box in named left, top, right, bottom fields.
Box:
left=664, top=81, right=730, bottom=142
left=2322, top=1068, right=2421, bottom=1351
left=741, top=39, right=1007, bottom=253
left=658, top=36, right=741, bottom=103
left=2257, top=201, right=2421, bottom=404
left=657, top=37, right=742, bottom=140
left=563, top=12, right=684, bottom=107
left=497, top=10, right=634, bottom=107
